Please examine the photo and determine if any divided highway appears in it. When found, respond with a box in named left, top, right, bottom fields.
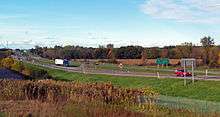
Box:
left=27, top=61, right=220, bottom=81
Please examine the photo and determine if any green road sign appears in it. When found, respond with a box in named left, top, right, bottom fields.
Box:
left=156, top=58, right=169, bottom=65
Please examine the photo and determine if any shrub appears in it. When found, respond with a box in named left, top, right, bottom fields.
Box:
left=1, top=57, right=14, bottom=69
left=11, top=61, right=25, bottom=73
left=30, top=69, right=52, bottom=79
left=22, top=67, right=31, bottom=76
left=0, top=59, right=2, bottom=68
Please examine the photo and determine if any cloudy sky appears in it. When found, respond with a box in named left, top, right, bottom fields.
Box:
left=0, top=0, right=220, bottom=49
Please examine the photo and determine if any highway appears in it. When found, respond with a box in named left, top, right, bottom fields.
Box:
left=27, top=61, right=220, bottom=81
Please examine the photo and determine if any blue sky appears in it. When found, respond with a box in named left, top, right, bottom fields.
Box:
left=0, top=0, right=220, bottom=49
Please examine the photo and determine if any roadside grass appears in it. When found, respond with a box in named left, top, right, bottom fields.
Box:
left=26, top=63, right=220, bottom=102
left=93, top=63, right=220, bottom=76
left=0, top=112, right=5, bottom=117
left=69, top=61, right=81, bottom=67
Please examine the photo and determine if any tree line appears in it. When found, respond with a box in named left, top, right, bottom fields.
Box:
left=29, top=36, right=220, bottom=66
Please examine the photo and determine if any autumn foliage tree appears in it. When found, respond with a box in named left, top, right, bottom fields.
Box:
left=28, top=40, right=220, bottom=66
left=1, top=57, right=14, bottom=69
left=11, top=61, right=25, bottom=73
left=141, top=49, right=147, bottom=65
left=200, top=36, right=215, bottom=66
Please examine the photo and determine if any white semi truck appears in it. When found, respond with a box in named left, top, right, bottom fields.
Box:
left=55, top=59, right=69, bottom=66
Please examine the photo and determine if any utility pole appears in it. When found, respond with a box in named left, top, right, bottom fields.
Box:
left=192, top=61, right=194, bottom=84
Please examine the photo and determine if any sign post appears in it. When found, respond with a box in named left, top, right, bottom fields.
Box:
left=205, top=69, right=208, bottom=79
left=192, top=62, right=194, bottom=83
left=181, top=58, right=196, bottom=85
left=183, top=61, right=186, bottom=86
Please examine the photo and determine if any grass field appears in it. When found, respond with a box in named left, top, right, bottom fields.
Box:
left=26, top=63, right=220, bottom=102
left=0, top=112, right=4, bottom=117
left=92, top=63, right=220, bottom=76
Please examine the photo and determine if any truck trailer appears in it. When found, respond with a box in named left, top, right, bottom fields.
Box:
left=55, top=59, right=69, bottom=67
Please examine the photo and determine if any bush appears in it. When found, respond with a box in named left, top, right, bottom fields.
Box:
left=1, top=57, right=14, bottom=69
left=11, top=61, right=25, bottom=73
left=30, top=69, right=52, bottom=79
left=0, top=59, right=2, bottom=68
left=22, top=67, right=31, bottom=76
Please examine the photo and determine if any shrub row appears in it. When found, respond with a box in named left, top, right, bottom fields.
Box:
left=0, top=58, right=52, bottom=80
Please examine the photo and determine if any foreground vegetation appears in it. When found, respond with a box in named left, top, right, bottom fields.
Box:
left=0, top=80, right=218, bottom=117
left=0, top=80, right=156, bottom=116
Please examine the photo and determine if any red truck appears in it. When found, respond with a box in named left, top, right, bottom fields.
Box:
left=175, top=68, right=192, bottom=77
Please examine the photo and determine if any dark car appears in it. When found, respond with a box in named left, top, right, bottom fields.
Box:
left=175, top=68, right=192, bottom=77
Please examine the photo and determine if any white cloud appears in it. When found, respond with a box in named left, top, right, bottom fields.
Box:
left=141, top=0, right=220, bottom=23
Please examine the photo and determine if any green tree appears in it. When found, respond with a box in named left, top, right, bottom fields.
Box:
left=116, top=46, right=143, bottom=59
left=147, top=47, right=160, bottom=59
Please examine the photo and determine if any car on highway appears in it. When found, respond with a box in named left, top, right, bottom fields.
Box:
left=175, top=68, right=192, bottom=77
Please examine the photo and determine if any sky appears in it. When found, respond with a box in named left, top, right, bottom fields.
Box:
left=0, top=0, right=220, bottom=49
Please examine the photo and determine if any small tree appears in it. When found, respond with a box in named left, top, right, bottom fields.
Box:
left=141, top=49, right=147, bottom=65
left=200, top=36, right=215, bottom=65
left=208, top=46, right=220, bottom=67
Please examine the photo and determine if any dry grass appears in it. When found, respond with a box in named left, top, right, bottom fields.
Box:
left=0, top=80, right=157, bottom=117
left=0, top=80, right=219, bottom=117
